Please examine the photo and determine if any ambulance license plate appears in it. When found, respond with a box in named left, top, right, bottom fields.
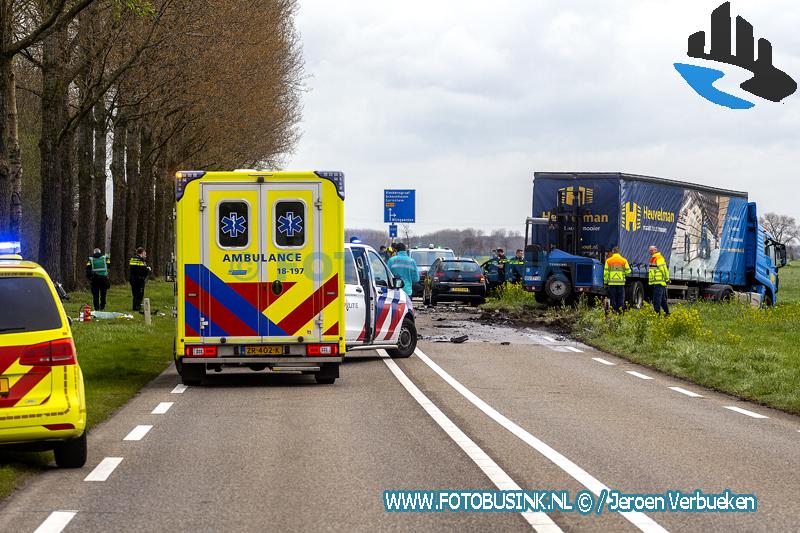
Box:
left=0, top=377, right=8, bottom=396
left=244, top=346, right=286, bottom=356
left=450, top=287, right=470, bottom=293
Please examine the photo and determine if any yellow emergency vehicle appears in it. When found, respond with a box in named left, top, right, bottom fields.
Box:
left=0, top=243, right=87, bottom=467
left=174, top=170, right=346, bottom=385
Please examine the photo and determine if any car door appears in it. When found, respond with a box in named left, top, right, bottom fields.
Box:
left=344, top=248, right=367, bottom=344
left=368, top=250, right=405, bottom=342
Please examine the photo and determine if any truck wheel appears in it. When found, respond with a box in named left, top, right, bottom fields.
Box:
left=626, top=281, right=644, bottom=309
left=315, top=363, right=339, bottom=384
left=180, top=362, right=205, bottom=386
left=544, top=275, right=571, bottom=303
left=763, top=293, right=773, bottom=307
left=54, top=432, right=87, bottom=468
left=388, top=317, right=417, bottom=358
left=534, top=291, right=548, bottom=305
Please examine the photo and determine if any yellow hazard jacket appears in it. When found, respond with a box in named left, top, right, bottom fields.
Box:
left=648, top=252, right=670, bottom=286
left=604, top=253, right=631, bottom=286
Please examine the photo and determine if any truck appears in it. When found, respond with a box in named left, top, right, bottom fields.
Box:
left=174, top=169, right=346, bottom=385
left=522, top=172, right=788, bottom=307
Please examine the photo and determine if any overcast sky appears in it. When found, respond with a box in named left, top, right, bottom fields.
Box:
left=289, top=0, right=800, bottom=234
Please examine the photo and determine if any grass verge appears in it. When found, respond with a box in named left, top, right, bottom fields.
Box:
left=482, top=263, right=800, bottom=414
left=0, top=280, right=174, bottom=499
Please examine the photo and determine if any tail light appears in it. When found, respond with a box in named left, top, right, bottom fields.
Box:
left=306, top=344, right=339, bottom=356
left=185, top=345, right=217, bottom=357
left=20, top=338, right=77, bottom=366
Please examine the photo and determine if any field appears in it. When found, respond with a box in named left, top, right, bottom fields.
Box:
left=484, top=262, right=800, bottom=414
left=0, top=281, right=175, bottom=499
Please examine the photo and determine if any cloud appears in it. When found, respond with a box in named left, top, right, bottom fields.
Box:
left=291, top=0, right=800, bottom=233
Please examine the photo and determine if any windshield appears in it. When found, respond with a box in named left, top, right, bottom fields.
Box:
left=410, top=250, right=455, bottom=266
left=0, top=277, right=62, bottom=334
left=438, top=261, right=480, bottom=273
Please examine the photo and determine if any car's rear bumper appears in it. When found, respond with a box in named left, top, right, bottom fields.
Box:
left=182, top=356, right=342, bottom=364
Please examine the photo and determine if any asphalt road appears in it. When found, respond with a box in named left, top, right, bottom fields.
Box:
left=1, top=310, right=799, bottom=532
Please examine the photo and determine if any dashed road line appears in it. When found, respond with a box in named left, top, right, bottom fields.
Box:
left=668, top=387, right=703, bottom=398
left=84, top=457, right=123, bottom=482
left=413, top=347, right=669, bottom=533
left=592, top=357, right=616, bottom=366
left=152, top=402, right=174, bottom=414
left=541, top=335, right=556, bottom=343
left=171, top=384, right=188, bottom=394
left=377, top=350, right=561, bottom=532
left=723, top=406, right=768, bottom=419
left=33, top=511, right=77, bottom=533
left=626, top=371, right=654, bottom=380
left=563, top=346, right=583, bottom=353
left=124, top=425, right=153, bottom=441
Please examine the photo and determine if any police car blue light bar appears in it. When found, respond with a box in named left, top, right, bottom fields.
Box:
left=0, top=241, right=21, bottom=254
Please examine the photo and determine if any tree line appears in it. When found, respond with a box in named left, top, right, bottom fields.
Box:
left=345, top=227, right=525, bottom=258
left=0, top=0, right=303, bottom=289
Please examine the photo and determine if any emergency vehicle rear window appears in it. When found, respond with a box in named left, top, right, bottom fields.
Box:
left=218, top=201, right=250, bottom=248
left=274, top=200, right=306, bottom=248
left=0, top=277, right=62, bottom=334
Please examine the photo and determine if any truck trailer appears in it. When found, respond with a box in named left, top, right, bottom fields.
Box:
left=522, top=172, right=787, bottom=307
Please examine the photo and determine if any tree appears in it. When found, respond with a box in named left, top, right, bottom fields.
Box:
left=760, top=213, right=799, bottom=244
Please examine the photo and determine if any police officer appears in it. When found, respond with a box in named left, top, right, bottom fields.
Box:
left=508, top=249, right=525, bottom=283
left=495, top=248, right=508, bottom=284
left=85, top=248, right=111, bottom=310
left=603, top=246, right=631, bottom=313
left=129, top=247, right=152, bottom=312
left=648, top=245, right=670, bottom=316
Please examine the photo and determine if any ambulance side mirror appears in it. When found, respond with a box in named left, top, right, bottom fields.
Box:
left=392, top=278, right=405, bottom=290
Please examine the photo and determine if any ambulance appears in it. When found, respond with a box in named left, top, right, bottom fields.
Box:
left=174, top=170, right=346, bottom=385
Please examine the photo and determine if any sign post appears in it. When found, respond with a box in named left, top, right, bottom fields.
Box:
left=388, top=224, right=398, bottom=238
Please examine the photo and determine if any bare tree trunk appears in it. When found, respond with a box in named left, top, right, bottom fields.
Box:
left=8, top=61, right=22, bottom=241
left=93, top=100, right=108, bottom=250
left=76, top=97, right=95, bottom=281
left=0, top=54, right=11, bottom=235
left=124, top=119, right=140, bottom=254
left=59, top=122, right=76, bottom=290
left=151, top=161, right=168, bottom=278
left=136, top=123, right=153, bottom=249
left=109, top=113, right=127, bottom=283
left=38, top=27, right=66, bottom=280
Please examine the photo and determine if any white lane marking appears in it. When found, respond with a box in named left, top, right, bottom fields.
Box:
left=33, top=511, right=77, bottom=533
left=171, top=384, right=188, bottom=394
left=668, top=387, right=703, bottom=398
left=541, top=336, right=556, bottom=343
left=592, top=357, right=616, bottom=366
left=626, top=371, right=654, bottom=380
left=723, top=406, right=768, bottom=419
left=414, top=348, right=669, bottom=533
left=84, top=457, right=123, bottom=482
left=151, top=402, right=174, bottom=414
left=377, top=350, right=561, bottom=533
left=123, top=425, right=153, bottom=441
left=564, top=346, right=583, bottom=353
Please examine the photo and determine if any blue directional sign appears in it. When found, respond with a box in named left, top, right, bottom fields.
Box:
left=388, top=224, right=398, bottom=238
left=384, top=189, right=415, bottom=223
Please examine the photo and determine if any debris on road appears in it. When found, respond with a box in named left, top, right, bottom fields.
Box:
left=450, top=335, right=468, bottom=344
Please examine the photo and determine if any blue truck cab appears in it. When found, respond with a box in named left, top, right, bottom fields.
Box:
left=522, top=173, right=787, bottom=306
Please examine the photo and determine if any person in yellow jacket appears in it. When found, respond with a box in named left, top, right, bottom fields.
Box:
left=603, top=247, right=631, bottom=313
left=648, top=245, right=670, bottom=317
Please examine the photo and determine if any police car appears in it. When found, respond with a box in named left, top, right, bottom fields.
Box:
left=344, top=243, right=417, bottom=357
left=0, top=242, right=87, bottom=467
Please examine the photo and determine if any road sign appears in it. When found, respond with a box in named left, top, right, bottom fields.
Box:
left=384, top=189, right=415, bottom=223
left=388, top=224, right=398, bottom=238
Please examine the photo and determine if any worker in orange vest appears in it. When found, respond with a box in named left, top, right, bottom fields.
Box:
left=648, top=245, right=670, bottom=316
left=604, top=246, right=631, bottom=313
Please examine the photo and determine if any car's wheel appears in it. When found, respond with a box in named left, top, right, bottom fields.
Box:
left=387, top=317, right=417, bottom=358
left=544, top=275, right=571, bottom=303
left=626, top=281, right=644, bottom=309
left=315, top=363, right=339, bottom=384
left=180, top=361, right=205, bottom=386
left=54, top=432, right=87, bottom=468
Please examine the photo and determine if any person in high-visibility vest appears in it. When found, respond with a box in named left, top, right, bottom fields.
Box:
left=603, top=246, right=631, bottom=313
left=129, top=247, right=152, bottom=313
left=648, top=245, right=670, bottom=316
left=85, top=248, right=111, bottom=310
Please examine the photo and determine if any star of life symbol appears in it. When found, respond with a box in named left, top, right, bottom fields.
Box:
left=278, top=212, right=303, bottom=238
left=221, top=212, right=247, bottom=238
